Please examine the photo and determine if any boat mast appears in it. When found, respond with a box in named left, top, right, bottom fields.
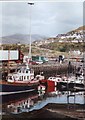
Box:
left=28, top=2, right=34, bottom=61
left=83, top=24, right=85, bottom=104
left=83, top=52, right=85, bottom=87
left=7, top=48, right=10, bottom=75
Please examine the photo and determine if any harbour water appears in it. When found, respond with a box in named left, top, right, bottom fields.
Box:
left=1, top=61, right=85, bottom=119
left=1, top=86, right=85, bottom=115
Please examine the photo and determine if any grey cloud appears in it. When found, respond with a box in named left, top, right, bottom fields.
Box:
left=0, top=1, right=83, bottom=37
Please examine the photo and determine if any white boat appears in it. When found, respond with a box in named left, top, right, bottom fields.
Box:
left=65, top=75, right=84, bottom=84
left=7, top=64, right=34, bottom=83
left=1, top=64, right=39, bottom=94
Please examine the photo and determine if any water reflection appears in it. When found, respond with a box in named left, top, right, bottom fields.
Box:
left=2, top=85, right=85, bottom=115
left=6, top=95, right=38, bottom=114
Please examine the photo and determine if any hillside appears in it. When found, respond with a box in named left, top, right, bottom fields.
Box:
left=75, top=26, right=85, bottom=31
left=33, top=25, right=85, bottom=53
left=0, top=26, right=84, bottom=57
left=67, top=25, right=85, bottom=34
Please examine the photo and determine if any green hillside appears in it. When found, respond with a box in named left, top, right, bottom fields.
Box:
left=40, top=42, right=84, bottom=52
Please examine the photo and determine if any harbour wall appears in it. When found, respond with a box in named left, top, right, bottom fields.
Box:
left=30, top=64, right=75, bottom=78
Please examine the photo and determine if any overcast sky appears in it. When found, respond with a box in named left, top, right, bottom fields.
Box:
left=0, top=1, right=84, bottom=37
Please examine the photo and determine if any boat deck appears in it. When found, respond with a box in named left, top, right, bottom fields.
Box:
left=0, top=80, right=39, bottom=86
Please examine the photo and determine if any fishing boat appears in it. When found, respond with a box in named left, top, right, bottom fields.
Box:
left=40, top=73, right=85, bottom=91
left=0, top=4, right=40, bottom=95
left=57, top=74, right=84, bottom=91
left=40, top=75, right=62, bottom=87
left=0, top=64, right=39, bottom=95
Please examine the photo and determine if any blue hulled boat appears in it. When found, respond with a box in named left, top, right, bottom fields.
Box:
left=0, top=64, right=39, bottom=95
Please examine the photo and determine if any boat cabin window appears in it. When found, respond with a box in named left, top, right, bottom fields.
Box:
left=21, top=76, right=23, bottom=81
left=26, top=70, right=28, bottom=73
left=49, top=77, right=54, bottom=80
left=24, top=76, right=26, bottom=80
left=16, top=68, right=20, bottom=72
left=58, top=79, right=60, bottom=81
left=17, top=69, right=21, bottom=73
left=20, top=76, right=23, bottom=81
left=19, top=70, right=21, bottom=73
left=30, top=69, right=34, bottom=74
left=27, top=76, right=29, bottom=80
left=8, top=76, right=12, bottom=80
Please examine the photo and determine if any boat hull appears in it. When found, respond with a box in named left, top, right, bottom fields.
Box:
left=40, top=79, right=56, bottom=87
left=0, top=83, right=38, bottom=95
left=47, top=80, right=55, bottom=87
left=57, top=82, right=84, bottom=91
left=1, top=90, right=38, bottom=104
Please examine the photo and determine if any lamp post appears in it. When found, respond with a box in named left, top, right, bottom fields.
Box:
left=28, top=2, right=34, bottom=60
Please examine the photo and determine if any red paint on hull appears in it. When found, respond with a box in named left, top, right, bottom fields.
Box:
left=40, top=79, right=56, bottom=87
left=47, top=80, right=55, bottom=87
left=46, top=86, right=55, bottom=93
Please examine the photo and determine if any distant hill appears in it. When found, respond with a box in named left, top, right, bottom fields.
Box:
left=0, top=34, right=47, bottom=44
